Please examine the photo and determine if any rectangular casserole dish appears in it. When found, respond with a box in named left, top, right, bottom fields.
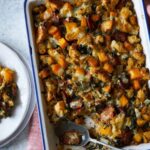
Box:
left=24, top=0, right=150, bottom=149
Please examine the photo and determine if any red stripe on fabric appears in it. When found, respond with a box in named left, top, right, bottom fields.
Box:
left=27, top=107, right=43, bottom=150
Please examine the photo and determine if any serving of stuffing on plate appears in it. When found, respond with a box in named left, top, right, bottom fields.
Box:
left=33, top=0, right=150, bottom=148
left=0, top=66, right=17, bottom=119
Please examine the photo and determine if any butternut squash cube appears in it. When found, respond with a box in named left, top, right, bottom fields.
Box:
left=57, top=38, right=68, bottom=49
left=48, top=26, right=58, bottom=35
left=51, top=64, right=64, bottom=76
left=64, top=22, right=77, bottom=33
left=57, top=57, right=67, bottom=69
left=137, top=118, right=146, bottom=127
left=81, top=17, right=87, bottom=27
left=120, top=95, right=129, bottom=107
left=133, top=80, right=140, bottom=90
left=99, top=126, right=112, bottom=136
left=133, top=133, right=142, bottom=143
left=103, top=63, right=113, bottom=73
left=98, top=51, right=109, bottom=62
left=103, top=84, right=111, bottom=93
left=129, top=68, right=142, bottom=80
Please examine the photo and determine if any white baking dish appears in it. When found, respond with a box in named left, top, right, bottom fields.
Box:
left=24, top=0, right=150, bottom=149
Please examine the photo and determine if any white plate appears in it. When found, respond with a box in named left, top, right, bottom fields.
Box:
left=0, top=43, right=31, bottom=143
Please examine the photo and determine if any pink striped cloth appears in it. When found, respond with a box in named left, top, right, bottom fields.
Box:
left=27, top=107, right=43, bottom=150
left=27, top=2, right=150, bottom=150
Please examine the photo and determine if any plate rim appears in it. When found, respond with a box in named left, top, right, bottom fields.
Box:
left=0, top=42, right=35, bottom=147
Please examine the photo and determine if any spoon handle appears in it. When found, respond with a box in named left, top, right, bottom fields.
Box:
left=89, top=138, right=122, bottom=150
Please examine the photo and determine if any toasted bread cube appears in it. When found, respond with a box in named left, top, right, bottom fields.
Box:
left=97, top=73, right=108, bottom=82
left=98, top=51, right=109, bottom=62
left=40, top=55, right=54, bottom=65
left=119, top=95, right=129, bottom=107
left=133, top=80, right=140, bottom=90
left=51, top=64, right=64, bottom=76
left=129, top=68, right=142, bottom=80
left=36, top=26, right=46, bottom=44
left=69, top=46, right=80, bottom=58
left=38, top=43, right=46, bottom=54
left=57, top=38, right=68, bottom=49
left=60, top=2, right=73, bottom=17
left=103, top=63, right=113, bottom=73
left=95, top=35, right=104, bottom=44
left=75, top=67, right=85, bottom=81
left=39, top=68, right=50, bottom=79
left=45, top=1, right=58, bottom=10
left=43, top=8, right=53, bottom=20
left=143, top=131, right=150, bottom=141
left=120, top=7, right=132, bottom=20
left=137, top=89, right=145, bottom=101
left=111, top=40, right=126, bottom=53
left=101, top=20, right=113, bottom=32
left=54, top=101, right=67, bottom=117
left=128, top=35, right=140, bottom=44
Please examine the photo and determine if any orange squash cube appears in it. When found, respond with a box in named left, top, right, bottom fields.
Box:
left=57, top=57, right=67, bottom=69
left=119, top=95, right=129, bottom=107
left=81, top=17, right=87, bottom=27
left=103, top=84, right=111, bottom=93
left=133, top=80, right=140, bottom=90
left=87, top=56, right=98, bottom=67
left=75, top=67, right=85, bottom=75
left=103, top=63, right=113, bottom=73
left=51, top=64, right=64, bottom=76
left=129, top=68, right=142, bottom=80
left=137, top=118, right=146, bottom=127
left=98, top=51, right=109, bottom=62
left=48, top=26, right=58, bottom=35
left=57, top=38, right=68, bottom=49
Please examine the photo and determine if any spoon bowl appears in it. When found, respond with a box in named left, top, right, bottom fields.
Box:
left=54, top=118, right=122, bottom=150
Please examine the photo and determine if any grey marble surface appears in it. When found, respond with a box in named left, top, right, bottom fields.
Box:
left=0, top=0, right=31, bottom=149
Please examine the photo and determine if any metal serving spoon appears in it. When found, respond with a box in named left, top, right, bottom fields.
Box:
left=54, top=118, right=123, bottom=150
